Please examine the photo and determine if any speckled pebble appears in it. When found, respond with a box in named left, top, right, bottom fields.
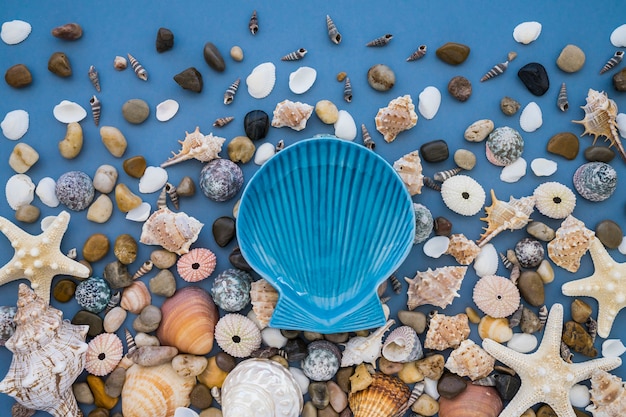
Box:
left=448, top=75, right=472, bottom=101
left=113, top=234, right=138, bottom=265
left=367, top=64, right=395, bottom=91
left=122, top=99, right=150, bottom=124
left=309, top=381, right=330, bottom=409
left=453, top=149, right=476, bottom=170
left=53, top=279, right=77, bottom=303
left=227, top=136, right=255, bottom=163
left=15, top=204, right=39, bottom=223
left=149, top=269, right=176, bottom=297
left=103, top=260, right=133, bottom=289
left=464, top=119, right=494, bottom=142
left=595, top=219, right=623, bottom=249
left=199, top=159, right=244, bottom=202
left=526, top=221, right=555, bottom=241
left=150, top=249, right=178, bottom=269
left=500, top=96, right=521, bottom=116
left=56, top=170, right=95, bottom=211
left=82, top=233, right=110, bottom=262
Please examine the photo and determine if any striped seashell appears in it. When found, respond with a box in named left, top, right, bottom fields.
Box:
left=480, top=60, right=509, bottom=82
left=388, top=273, right=402, bottom=294
left=85, top=333, right=123, bottom=376
left=127, top=53, right=148, bottom=81
left=445, top=339, right=495, bottom=381
left=89, top=95, right=101, bottom=126
left=120, top=281, right=151, bottom=314
left=382, top=325, right=423, bottom=363
left=586, top=316, right=598, bottom=343
left=165, top=182, right=179, bottom=209
left=326, top=15, right=341, bottom=44
left=557, top=82, right=569, bottom=112
left=132, top=261, right=153, bottom=280
left=281, top=48, right=307, bottom=61
left=248, top=10, right=258, bottom=35
left=434, top=167, right=463, bottom=182
left=401, top=381, right=424, bottom=413
left=560, top=341, right=574, bottom=363
left=366, top=33, right=393, bottom=47
left=88, top=65, right=100, bottom=92
left=422, top=176, right=441, bottom=191
left=499, top=251, right=513, bottom=269
left=125, top=328, right=137, bottom=354
left=223, top=78, right=240, bottom=105
left=343, top=76, right=352, bottom=102
left=156, top=186, right=167, bottom=209
left=213, top=116, right=234, bottom=127
left=176, top=248, right=217, bottom=283
left=406, top=44, right=427, bottom=62
left=361, top=124, right=375, bottom=150
left=600, top=50, right=624, bottom=74
left=473, top=375, right=497, bottom=386
left=349, top=373, right=410, bottom=417
left=538, top=304, right=548, bottom=329
left=104, top=291, right=121, bottom=315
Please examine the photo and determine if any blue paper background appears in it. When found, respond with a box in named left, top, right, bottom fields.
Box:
left=1, top=0, right=626, bottom=415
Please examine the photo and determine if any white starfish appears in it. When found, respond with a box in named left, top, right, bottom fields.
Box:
left=483, top=303, right=621, bottom=417
left=0, top=211, right=90, bottom=304
left=562, top=237, right=626, bottom=338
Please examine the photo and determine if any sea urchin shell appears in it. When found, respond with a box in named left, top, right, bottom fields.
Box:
left=472, top=274, right=520, bottom=318
left=533, top=181, right=576, bottom=219
left=440, top=175, right=486, bottom=216
left=84, top=333, right=123, bottom=376
left=214, top=313, right=261, bottom=358
left=176, top=247, right=217, bottom=282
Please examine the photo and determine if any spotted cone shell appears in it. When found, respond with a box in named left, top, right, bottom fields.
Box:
left=348, top=373, right=410, bottom=417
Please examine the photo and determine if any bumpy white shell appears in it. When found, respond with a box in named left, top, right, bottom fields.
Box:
left=139, top=207, right=203, bottom=255
left=440, top=175, right=486, bottom=216
left=53, top=100, right=87, bottom=124
left=1, top=109, right=29, bottom=140
left=161, top=127, right=225, bottom=167
left=340, top=320, right=395, bottom=367
left=1, top=20, right=32, bottom=45
left=547, top=215, right=595, bottom=272
left=424, top=313, right=470, bottom=351
left=382, top=326, right=423, bottom=363
left=246, top=62, right=276, bottom=99
left=393, top=150, right=423, bottom=195
left=587, top=369, right=626, bottom=416
left=533, top=181, right=576, bottom=219
left=445, top=339, right=495, bottom=381
left=375, top=95, right=418, bottom=143
left=271, top=100, right=314, bottom=131
left=405, top=266, right=467, bottom=310
left=250, top=279, right=279, bottom=328
left=445, top=233, right=481, bottom=265
left=288, top=66, right=317, bottom=94
left=221, top=358, right=303, bottom=417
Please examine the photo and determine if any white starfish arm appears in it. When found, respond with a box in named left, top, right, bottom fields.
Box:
left=482, top=338, right=529, bottom=370
left=561, top=277, right=598, bottom=297
left=596, top=302, right=619, bottom=338
left=570, top=357, right=622, bottom=383
left=537, top=303, right=565, bottom=357
left=588, top=237, right=616, bottom=269
left=0, top=216, right=29, bottom=244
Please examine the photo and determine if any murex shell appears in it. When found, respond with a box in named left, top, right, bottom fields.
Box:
left=270, top=99, right=314, bottom=131
left=393, top=150, right=424, bottom=195
left=0, top=284, right=88, bottom=417
left=250, top=278, right=279, bottom=328
left=139, top=207, right=203, bottom=255
left=340, top=319, right=394, bottom=367
left=477, top=189, right=535, bottom=247
left=405, top=266, right=468, bottom=310
left=348, top=373, right=411, bottom=417
left=445, top=339, right=495, bottom=381
left=424, top=312, right=470, bottom=351
left=375, top=94, right=418, bottom=143
left=161, top=127, right=225, bottom=167
left=587, top=369, right=626, bottom=417
left=547, top=215, right=595, bottom=272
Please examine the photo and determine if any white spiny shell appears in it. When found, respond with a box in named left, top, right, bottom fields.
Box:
left=288, top=66, right=317, bottom=94
left=161, top=127, right=225, bottom=167
left=246, top=62, right=276, bottom=99
left=393, top=150, right=423, bottom=195
left=405, top=266, right=466, bottom=310
left=271, top=99, right=314, bottom=131
left=547, top=215, right=595, bottom=272
left=155, top=99, right=179, bottom=122
left=139, top=207, right=203, bottom=255
left=382, top=326, right=423, bottom=363
left=533, top=181, right=576, bottom=219
left=53, top=100, right=87, bottom=124
left=1, top=20, right=32, bottom=45
left=250, top=279, right=278, bottom=328
left=445, top=233, right=481, bottom=265
left=375, top=95, right=418, bottom=143
left=340, top=320, right=395, bottom=367
left=477, top=190, right=535, bottom=246
left=417, top=86, right=441, bottom=120
left=513, top=21, right=542, bottom=44
left=1, top=109, right=29, bottom=140
left=445, top=339, right=495, bottom=381
left=587, top=369, right=626, bottom=416
left=424, top=313, right=470, bottom=351
left=5, top=173, right=35, bottom=210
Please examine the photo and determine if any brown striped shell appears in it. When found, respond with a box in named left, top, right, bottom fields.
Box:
left=348, top=373, right=410, bottom=417
left=375, top=95, right=418, bottom=143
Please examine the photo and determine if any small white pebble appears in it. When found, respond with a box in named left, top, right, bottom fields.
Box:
left=602, top=339, right=626, bottom=358
left=422, top=236, right=449, bottom=258
left=418, top=86, right=441, bottom=120
left=261, top=327, right=288, bottom=348
left=423, top=377, right=439, bottom=400
left=500, top=157, right=526, bottom=183
left=531, top=158, right=558, bottom=176
left=254, top=142, right=276, bottom=165
left=289, top=367, right=310, bottom=393
left=474, top=243, right=498, bottom=277
left=506, top=333, right=537, bottom=353
left=569, top=384, right=590, bottom=408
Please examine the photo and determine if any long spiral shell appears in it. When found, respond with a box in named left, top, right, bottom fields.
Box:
left=88, top=65, right=100, bottom=92
left=104, top=292, right=121, bottom=315
left=538, top=305, right=548, bottom=329
left=157, top=186, right=167, bottom=209
left=557, top=82, right=568, bottom=112
left=480, top=61, right=508, bottom=82
left=388, top=274, right=402, bottom=294
left=406, top=45, right=427, bottom=62
left=599, top=50, right=624, bottom=74
left=422, top=176, right=441, bottom=191
left=223, top=78, right=240, bottom=105
left=326, top=15, right=341, bottom=44
left=124, top=328, right=137, bottom=355
left=560, top=341, right=573, bottom=363
left=89, top=95, right=101, bottom=126
left=166, top=182, right=179, bottom=209
left=366, top=33, right=393, bottom=47
left=127, top=53, right=148, bottom=81
left=343, top=76, right=352, bottom=103
left=434, top=167, right=463, bottom=182
left=499, top=252, right=513, bottom=269
left=249, top=10, right=258, bottom=35
left=213, top=116, right=234, bottom=127
left=361, top=124, right=375, bottom=150
left=281, top=48, right=307, bottom=61
left=132, top=261, right=153, bottom=280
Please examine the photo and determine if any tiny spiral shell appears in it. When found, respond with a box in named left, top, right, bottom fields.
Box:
left=480, top=61, right=508, bottom=82
left=248, top=10, right=258, bottom=35
left=223, top=78, right=240, bottom=105
left=176, top=248, right=217, bottom=282
left=557, top=82, right=569, bottom=112
left=366, top=33, right=393, bottom=47
left=599, top=50, right=624, bottom=74
left=165, top=182, right=179, bottom=209
left=326, top=15, right=341, bottom=44
left=361, top=124, right=375, bottom=150
left=422, top=176, right=441, bottom=191
left=433, top=167, right=463, bottom=182
left=343, top=76, right=352, bottom=103
left=88, top=65, right=100, bottom=92
left=132, top=260, right=153, bottom=280
left=127, top=53, right=148, bottom=81
left=213, top=116, right=234, bottom=127
left=89, top=95, right=101, bottom=126
left=406, top=45, right=427, bottom=62
left=281, top=48, right=307, bottom=61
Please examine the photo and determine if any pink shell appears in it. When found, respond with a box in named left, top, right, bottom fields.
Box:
left=176, top=248, right=217, bottom=282
left=85, top=333, right=123, bottom=376
left=472, top=275, right=520, bottom=318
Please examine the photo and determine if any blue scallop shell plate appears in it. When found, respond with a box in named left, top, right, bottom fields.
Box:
left=237, top=137, right=415, bottom=333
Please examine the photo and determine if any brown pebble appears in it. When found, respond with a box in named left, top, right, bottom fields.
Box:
left=517, top=271, right=545, bottom=307
left=73, top=310, right=103, bottom=337
left=215, top=351, right=237, bottom=372
left=613, top=67, right=626, bottom=92
left=82, top=233, right=110, bottom=262
left=228, top=136, right=255, bottom=163
left=435, top=42, right=470, bottom=65
left=51, top=23, right=83, bottom=40
left=500, top=96, right=521, bottom=116
left=176, top=176, right=196, bottom=197
left=114, top=234, right=138, bottom=265
left=584, top=145, right=615, bottom=163
left=199, top=408, right=223, bottom=417
left=48, top=52, right=72, bottom=77
left=122, top=156, right=147, bottom=178
left=570, top=299, right=593, bottom=324
left=562, top=321, right=597, bottom=357
left=114, top=183, right=142, bottom=212
left=398, top=310, right=427, bottom=334
left=336, top=72, right=347, bottom=82
left=15, top=204, right=40, bottom=223
left=5, top=63, right=33, bottom=88
left=537, top=404, right=558, bottom=417
left=447, top=76, right=472, bottom=101
left=88, top=408, right=109, bottom=417
left=453, top=149, right=476, bottom=170
left=379, top=356, right=403, bottom=375
left=190, top=383, right=213, bottom=409
left=415, top=354, right=445, bottom=380
left=149, top=269, right=176, bottom=297
left=53, top=279, right=77, bottom=303
left=335, top=367, right=354, bottom=393
left=595, top=219, right=623, bottom=249
left=327, top=380, right=348, bottom=413
left=546, top=132, right=579, bottom=160
left=433, top=217, right=453, bottom=237
left=325, top=332, right=349, bottom=344
left=437, top=372, right=467, bottom=399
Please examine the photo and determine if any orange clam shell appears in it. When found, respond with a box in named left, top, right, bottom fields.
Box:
left=438, top=383, right=503, bottom=417
left=348, top=373, right=410, bottom=417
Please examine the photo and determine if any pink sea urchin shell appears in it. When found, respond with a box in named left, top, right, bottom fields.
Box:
left=84, top=333, right=123, bottom=376
left=214, top=313, right=262, bottom=358
left=472, top=274, right=520, bottom=318
left=176, top=248, right=217, bottom=282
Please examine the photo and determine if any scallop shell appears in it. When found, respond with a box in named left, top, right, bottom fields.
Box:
left=1, top=109, right=29, bottom=140
left=374, top=95, right=418, bottom=143
left=176, top=247, right=216, bottom=282
left=393, top=150, right=424, bottom=195
left=139, top=207, right=203, bottom=255
left=214, top=313, right=261, bottom=358
left=533, top=181, right=576, bottom=219
left=405, top=266, right=467, bottom=310
left=156, top=99, right=179, bottom=122
left=84, top=333, right=123, bottom=376
left=122, top=362, right=196, bottom=417
left=53, top=100, right=87, bottom=124
left=340, top=320, right=394, bottom=368
left=161, top=127, right=225, bottom=168
left=440, top=175, right=486, bottom=216
left=221, top=358, right=303, bottom=417
left=587, top=369, right=626, bottom=417
left=424, top=312, right=470, bottom=351
left=271, top=99, right=314, bottom=131
left=250, top=278, right=279, bottom=328
left=1, top=20, right=32, bottom=45
left=445, top=339, right=495, bottom=381
left=445, top=233, right=481, bottom=265
left=348, top=373, right=410, bottom=417
left=547, top=215, right=595, bottom=273
left=512, top=21, right=542, bottom=44
left=288, top=66, right=317, bottom=94
left=382, top=325, right=423, bottom=363
left=0, top=284, right=89, bottom=417
left=476, top=189, right=535, bottom=247
left=472, top=275, right=520, bottom=318
left=246, top=62, right=276, bottom=99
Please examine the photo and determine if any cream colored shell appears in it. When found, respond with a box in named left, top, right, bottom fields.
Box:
left=393, top=150, right=423, bottom=195
left=271, top=99, right=314, bottom=131
left=547, top=215, right=595, bottom=272
left=477, top=189, right=535, bottom=247
left=424, top=312, right=470, bottom=351
left=140, top=207, right=204, bottom=255
left=405, top=266, right=467, bottom=310
left=161, top=127, right=225, bottom=167
left=445, top=233, right=481, bottom=265
left=375, top=95, right=418, bottom=143
left=250, top=278, right=279, bottom=328
left=587, top=369, right=626, bottom=416
left=445, top=339, right=495, bottom=381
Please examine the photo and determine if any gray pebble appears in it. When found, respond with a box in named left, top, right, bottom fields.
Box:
left=122, top=99, right=150, bottom=124
left=526, top=221, right=555, bottom=241
left=453, top=149, right=476, bottom=170
left=73, top=382, right=94, bottom=404
left=149, top=269, right=176, bottom=297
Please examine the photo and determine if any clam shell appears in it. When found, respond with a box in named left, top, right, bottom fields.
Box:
left=1, top=20, right=32, bottom=45
left=382, top=325, right=423, bottom=362
left=512, top=21, right=542, bottom=44
left=1, top=109, right=29, bottom=140
left=519, top=101, right=542, bottom=132
left=155, top=99, right=179, bottom=122
left=125, top=202, right=151, bottom=222
left=348, top=373, right=410, bottom=417
left=246, top=62, right=276, bottom=99
left=288, top=66, right=317, bottom=94
left=120, top=281, right=151, bottom=314
left=439, top=383, right=503, bottom=417
left=138, top=166, right=168, bottom=194
left=5, top=173, right=35, bottom=210
left=53, top=100, right=87, bottom=124
left=610, top=23, right=626, bottom=47
left=334, top=109, right=357, bottom=140
left=418, top=86, right=441, bottom=120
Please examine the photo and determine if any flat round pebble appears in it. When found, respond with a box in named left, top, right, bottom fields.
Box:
left=420, top=139, right=449, bottom=162
left=244, top=110, right=270, bottom=140
left=83, top=233, right=110, bottom=262
left=150, top=249, right=178, bottom=269
left=556, top=44, right=585, bottom=73
left=190, top=383, right=213, bottom=409
left=73, top=382, right=95, bottom=405
left=122, top=99, right=150, bottom=124
left=87, top=194, right=113, bottom=224
left=435, top=42, right=470, bottom=65
left=596, top=219, right=623, bottom=249
left=547, top=132, right=579, bottom=160
left=447, top=75, right=472, bottom=101
left=53, top=279, right=77, bottom=303
left=227, top=136, right=255, bottom=163
left=5, top=64, right=32, bottom=88
left=367, top=64, right=395, bottom=91
left=518, top=271, right=545, bottom=307
left=315, top=100, right=339, bottom=124
left=215, top=351, right=236, bottom=372
left=114, top=234, right=138, bottom=264
left=15, top=204, right=39, bottom=223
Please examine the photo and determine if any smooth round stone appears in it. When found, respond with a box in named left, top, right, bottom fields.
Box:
left=613, top=67, right=626, bottom=91
left=397, top=310, right=427, bottom=334
left=571, top=299, right=593, bottom=324
left=230, top=45, right=244, bottom=61
left=244, top=110, right=270, bottom=140
left=584, top=145, right=615, bottom=162
left=48, top=52, right=72, bottom=77
left=5, top=63, right=32, bottom=88
left=379, top=357, right=403, bottom=375
left=123, top=156, right=147, bottom=178
left=103, top=306, right=127, bottom=333
left=72, top=310, right=103, bottom=337
left=149, top=269, right=176, bottom=297
left=453, top=149, right=476, bottom=170
left=327, top=380, right=347, bottom=413
left=420, top=139, right=449, bottom=162
left=213, top=216, right=235, bottom=247
left=514, top=237, right=544, bottom=268
left=518, top=62, right=550, bottom=96
left=150, top=249, right=178, bottom=269
left=115, top=183, right=141, bottom=212
left=203, top=42, right=226, bottom=72
left=15, top=204, right=39, bottom=223
left=174, top=67, right=203, bottom=93
left=518, top=271, right=545, bottom=307
left=367, top=64, right=395, bottom=91
left=433, top=216, right=452, bottom=237
left=281, top=329, right=300, bottom=339
left=104, top=367, right=126, bottom=398
left=134, top=305, right=162, bottom=333
left=526, top=221, right=555, bottom=241
left=447, top=75, right=472, bottom=101
left=284, top=338, right=308, bottom=362
left=114, top=234, right=138, bottom=265
left=556, top=44, right=585, bottom=72
left=215, top=351, right=236, bottom=372
left=83, top=233, right=110, bottom=262
left=435, top=42, right=470, bottom=65
left=190, top=383, right=213, bottom=409
left=176, top=176, right=196, bottom=197
left=199, top=159, right=244, bottom=202
left=573, top=162, right=617, bottom=202
left=315, top=100, right=339, bottom=124
left=596, top=219, right=623, bottom=249
left=51, top=23, right=82, bottom=40
left=229, top=247, right=252, bottom=271
left=93, top=165, right=118, bottom=194
left=54, top=279, right=77, bottom=303
left=309, top=382, right=330, bottom=409
left=335, top=367, right=353, bottom=393
left=56, top=171, right=95, bottom=211
left=325, top=333, right=349, bottom=344
left=437, top=372, right=467, bottom=399
left=500, top=96, right=521, bottom=116
left=495, top=374, right=521, bottom=401
left=103, top=260, right=133, bottom=289
left=547, top=132, right=579, bottom=160
left=73, top=382, right=94, bottom=405
left=122, top=99, right=150, bottom=124
left=87, top=195, right=113, bottom=224
left=227, top=136, right=255, bottom=163
left=156, top=27, right=174, bottom=52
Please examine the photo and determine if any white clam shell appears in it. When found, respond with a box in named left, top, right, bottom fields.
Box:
left=417, top=86, right=441, bottom=120
left=569, top=384, right=591, bottom=409
left=531, top=158, right=557, bottom=176
left=473, top=243, right=498, bottom=277
left=500, top=157, right=527, bottom=183
left=35, top=177, right=60, bottom=208
left=1, top=20, right=32, bottom=45
left=616, top=113, right=626, bottom=138
left=246, top=62, right=276, bottom=99
left=602, top=339, right=626, bottom=358
left=138, top=166, right=168, bottom=194
left=423, top=236, right=450, bottom=258
left=155, top=99, right=179, bottom=122
left=289, top=66, right=317, bottom=94
left=423, top=377, right=440, bottom=400
left=619, top=236, right=626, bottom=255
left=53, top=100, right=87, bottom=123
left=260, top=327, right=288, bottom=348
left=1, top=109, right=29, bottom=140
left=513, top=21, right=542, bottom=44
left=333, top=109, right=357, bottom=140
left=519, top=101, right=542, bottom=132
left=610, top=23, right=626, bottom=47
left=506, top=332, right=537, bottom=353
left=125, top=202, right=151, bottom=222
left=174, top=408, right=199, bottom=417
left=254, top=142, right=276, bottom=166
left=5, top=173, right=35, bottom=210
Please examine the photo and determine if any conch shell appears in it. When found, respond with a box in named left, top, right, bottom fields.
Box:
left=270, top=99, right=314, bottom=131
left=139, top=207, right=203, bottom=255
left=424, top=312, right=470, bottom=351
left=221, top=358, right=303, bottom=417
left=348, top=373, right=410, bottom=417
left=444, top=339, right=495, bottom=381
left=340, top=319, right=395, bottom=367
left=250, top=278, right=279, bottom=328
left=547, top=215, right=595, bottom=272
left=161, top=126, right=225, bottom=167
left=393, top=150, right=424, bottom=195
left=476, top=189, right=535, bottom=247
left=0, top=284, right=88, bottom=417
left=405, top=266, right=467, bottom=310
left=445, top=233, right=481, bottom=265
left=375, top=94, right=418, bottom=142
left=587, top=369, right=626, bottom=417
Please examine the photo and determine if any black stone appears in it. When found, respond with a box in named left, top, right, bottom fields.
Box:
left=229, top=246, right=252, bottom=271
left=584, top=145, right=616, bottom=163
left=173, top=67, right=203, bottom=93
left=213, top=216, right=236, bottom=247
left=495, top=374, right=521, bottom=401
left=437, top=372, right=467, bottom=399
left=518, top=62, right=550, bottom=96
left=156, top=27, right=174, bottom=52
left=283, top=338, right=308, bottom=361
left=434, top=216, right=452, bottom=236
left=203, top=42, right=226, bottom=72
left=103, top=260, right=133, bottom=289
left=215, top=351, right=236, bottom=372
left=420, top=139, right=449, bottom=163
left=244, top=110, right=270, bottom=140
left=72, top=310, right=103, bottom=337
